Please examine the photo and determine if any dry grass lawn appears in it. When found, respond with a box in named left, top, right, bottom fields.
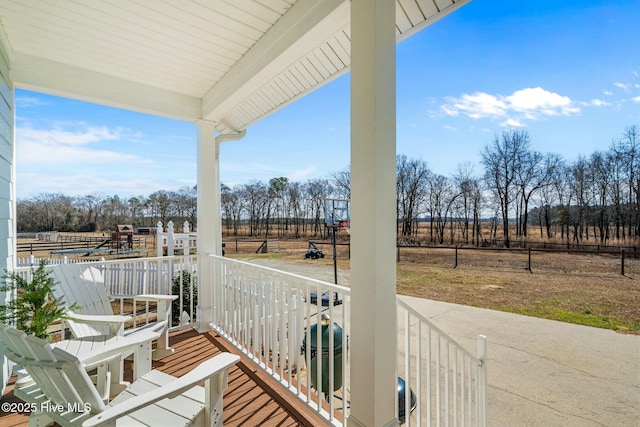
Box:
left=22, top=234, right=640, bottom=334
left=229, top=240, right=640, bottom=334
left=395, top=247, right=640, bottom=334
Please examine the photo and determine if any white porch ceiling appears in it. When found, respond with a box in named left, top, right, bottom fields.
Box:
left=0, top=0, right=469, bottom=135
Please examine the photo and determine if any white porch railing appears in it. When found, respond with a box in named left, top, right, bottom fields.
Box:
left=13, top=255, right=199, bottom=331
left=11, top=256, right=487, bottom=426
left=397, top=298, right=487, bottom=427
left=205, top=254, right=350, bottom=426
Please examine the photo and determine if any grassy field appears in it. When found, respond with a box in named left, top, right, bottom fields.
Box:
left=394, top=247, right=640, bottom=334
left=225, top=240, right=640, bottom=334
left=19, top=233, right=640, bottom=334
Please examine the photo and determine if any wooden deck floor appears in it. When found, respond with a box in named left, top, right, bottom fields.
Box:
left=1, top=328, right=325, bottom=427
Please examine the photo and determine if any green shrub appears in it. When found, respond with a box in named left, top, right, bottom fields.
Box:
left=171, top=270, right=197, bottom=325
left=0, top=261, right=78, bottom=339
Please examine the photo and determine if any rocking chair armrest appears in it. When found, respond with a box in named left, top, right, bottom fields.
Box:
left=131, top=294, right=179, bottom=302
left=66, top=311, right=132, bottom=324
left=107, top=293, right=178, bottom=303
left=78, top=331, right=161, bottom=367
left=66, top=311, right=132, bottom=325
left=82, top=353, right=240, bottom=427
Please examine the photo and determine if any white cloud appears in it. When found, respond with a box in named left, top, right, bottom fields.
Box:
left=16, top=124, right=146, bottom=166
left=581, top=99, right=611, bottom=107
left=443, top=92, right=507, bottom=119
left=287, top=165, right=318, bottom=180
left=441, top=87, right=580, bottom=127
left=632, top=96, right=640, bottom=103
left=16, top=172, right=170, bottom=198
left=603, top=90, right=613, bottom=96
left=506, top=87, right=579, bottom=116
left=441, top=104, right=460, bottom=117
left=500, top=118, right=525, bottom=128
left=614, top=82, right=630, bottom=91
left=15, top=96, right=48, bottom=108
left=443, top=125, right=457, bottom=131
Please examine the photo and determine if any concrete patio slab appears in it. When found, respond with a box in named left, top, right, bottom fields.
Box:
left=247, top=258, right=640, bottom=426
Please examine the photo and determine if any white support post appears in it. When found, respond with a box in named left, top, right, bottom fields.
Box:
left=348, top=1, right=398, bottom=426
left=196, top=120, right=220, bottom=331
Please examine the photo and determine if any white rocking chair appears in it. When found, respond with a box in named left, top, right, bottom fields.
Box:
left=50, top=264, right=177, bottom=360
left=0, top=324, right=239, bottom=427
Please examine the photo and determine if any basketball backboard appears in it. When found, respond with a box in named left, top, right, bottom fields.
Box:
left=324, top=199, right=350, bottom=227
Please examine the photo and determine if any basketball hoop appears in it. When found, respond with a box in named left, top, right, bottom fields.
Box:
left=324, top=199, right=351, bottom=285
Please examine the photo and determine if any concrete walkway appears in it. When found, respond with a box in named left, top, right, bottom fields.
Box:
left=246, top=258, right=640, bottom=426
left=399, top=296, right=639, bottom=427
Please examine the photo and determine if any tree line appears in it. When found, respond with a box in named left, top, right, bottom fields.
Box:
left=17, top=126, right=639, bottom=247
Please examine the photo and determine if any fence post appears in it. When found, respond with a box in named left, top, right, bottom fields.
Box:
left=454, top=245, right=458, bottom=268
left=621, top=250, right=625, bottom=276
left=528, top=248, right=532, bottom=273
left=157, top=221, right=164, bottom=257
left=167, top=221, right=175, bottom=256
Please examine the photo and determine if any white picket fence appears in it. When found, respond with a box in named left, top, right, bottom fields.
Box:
left=17, top=255, right=87, bottom=267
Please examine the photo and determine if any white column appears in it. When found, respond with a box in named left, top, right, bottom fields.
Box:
left=348, top=0, right=398, bottom=426
left=196, top=120, right=220, bottom=330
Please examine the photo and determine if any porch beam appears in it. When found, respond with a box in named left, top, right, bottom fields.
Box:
left=348, top=0, right=398, bottom=426
left=12, top=53, right=201, bottom=122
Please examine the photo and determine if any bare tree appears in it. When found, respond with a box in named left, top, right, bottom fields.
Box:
left=243, top=181, right=268, bottom=237
left=426, top=174, right=456, bottom=244
left=268, top=177, right=289, bottom=238
left=516, top=151, right=563, bottom=237
left=287, top=182, right=304, bottom=238
left=303, top=178, right=332, bottom=237
left=331, top=167, right=351, bottom=199
left=568, top=156, right=591, bottom=243
left=453, top=163, right=481, bottom=245
left=77, top=193, right=105, bottom=231
left=396, top=155, right=430, bottom=238
left=590, top=151, right=614, bottom=243
left=481, top=130, right=531, bottom=247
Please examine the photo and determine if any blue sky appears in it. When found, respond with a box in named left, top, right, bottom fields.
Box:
left=15, top=0, right=640, bottom=199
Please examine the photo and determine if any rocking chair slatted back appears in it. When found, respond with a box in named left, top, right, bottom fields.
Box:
left=50, top=263, right=176, bottom=361
left=51, top=264, right=114, bottom=337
